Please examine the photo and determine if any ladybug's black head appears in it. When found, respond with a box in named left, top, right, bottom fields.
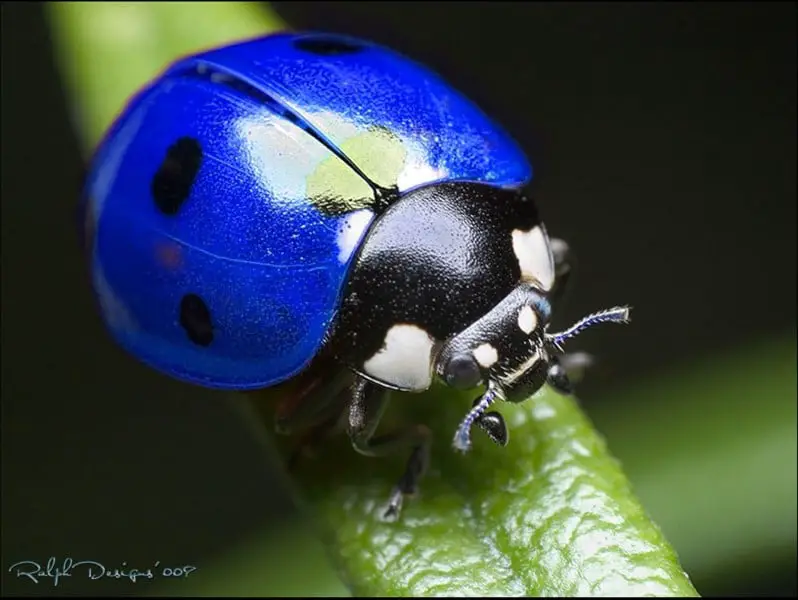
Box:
left=434, top=285, right=631, bottom=452
left=435, top=283, right=553, bottom=400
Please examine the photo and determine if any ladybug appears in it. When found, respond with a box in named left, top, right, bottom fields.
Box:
left=82, top=32, right=630, bottom=519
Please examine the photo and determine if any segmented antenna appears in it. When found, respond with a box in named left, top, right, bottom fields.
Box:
left=453, top=306, right=631, bottom=453
left=453, top=384, right=501, bottom=452
left=547, top=306, right=631, bottom=350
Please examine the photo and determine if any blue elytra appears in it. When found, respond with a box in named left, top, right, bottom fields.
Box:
left=83, top=32, right=532, bottom=391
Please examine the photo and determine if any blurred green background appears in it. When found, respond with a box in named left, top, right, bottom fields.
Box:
left=1, top=1, right=795, bottom=597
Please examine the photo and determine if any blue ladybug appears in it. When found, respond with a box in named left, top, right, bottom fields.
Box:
left=83, top=32, right=630, bottom=519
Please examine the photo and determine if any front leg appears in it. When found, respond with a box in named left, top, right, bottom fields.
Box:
left=347, top=377, right=432, bottom=520
left=273, top=359, right=353, bottom=469
left=548, top=237, right=574, bottom=308
left=546, top=352, right=595, bottom=395
left=274, top=361, right=353, bottom=436
left=286, top=403, right=348, bottom=472
left=547, top=239, right=599, bottom=394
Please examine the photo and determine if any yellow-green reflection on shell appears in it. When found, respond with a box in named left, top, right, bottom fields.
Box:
left=307, top=126, right=407, bottom=215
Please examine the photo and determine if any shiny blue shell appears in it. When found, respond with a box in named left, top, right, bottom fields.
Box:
left=84, top=32, right=532, bottom=390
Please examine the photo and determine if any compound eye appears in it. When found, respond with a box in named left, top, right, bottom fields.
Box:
left=444, top=353, right=483, bottom=390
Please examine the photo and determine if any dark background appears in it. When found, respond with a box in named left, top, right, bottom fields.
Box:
left=2, top=1, right=795, bottom=596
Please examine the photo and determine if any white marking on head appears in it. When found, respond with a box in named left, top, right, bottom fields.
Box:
left=336, top=208, right=374, bottom=263
left=511, top=225, right=555, bottom=291
left=498, top=346, right=542, bottom=387
left=517, top=305, right=538, bottom=334
left=472, top=343, right=499, bottom=368
left=363, top=324, right=436, bottom=391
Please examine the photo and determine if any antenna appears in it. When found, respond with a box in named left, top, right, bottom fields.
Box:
left=453, top=383, right=502, bottom=452
left=547, top=306, right=631, bottom=350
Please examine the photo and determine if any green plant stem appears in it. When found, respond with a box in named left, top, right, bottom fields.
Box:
left=590, top=334, right=797, bottom=590
left=245, top=385, right=699, bottom=597
left=47, top=1, right=285, bottom=155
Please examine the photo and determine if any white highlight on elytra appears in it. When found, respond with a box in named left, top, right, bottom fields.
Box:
left=238, top=116, right=329, bottom=203
left=517, top=305, right=538, bottom=334
left=396, top=150, right=447, bottom=192
left=363, top=324, right=436, bottom=391
left=511, top=226, right=555, bottom=291
left=472, top=343, right=499, bottom=368
left=336, top=208, right=374, bottom=263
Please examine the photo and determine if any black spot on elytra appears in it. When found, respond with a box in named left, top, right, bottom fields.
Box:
left=293, top=35, right=364, bottom=56
left=152, top=137, right=203, bottom=215
left=180, top=293, right=214, bottom=346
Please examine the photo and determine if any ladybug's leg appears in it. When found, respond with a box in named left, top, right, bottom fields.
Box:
left=548, top=237, right=574, bottom=308
left=276, top=365, right=353, bottom=470
left=286, top=401, right=348, bottom=471
left=545, top=355, right=575, bottom=395
left=274, top=366, right=353, bottom=436
left=557, top=351, right=594, bottom=385
left=347, top=376, right=432, bottom=521
left=547, top=238, right=597, bottom=390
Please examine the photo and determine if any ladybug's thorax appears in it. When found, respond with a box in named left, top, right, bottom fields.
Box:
left=329, top=181, right=555, bottom=391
